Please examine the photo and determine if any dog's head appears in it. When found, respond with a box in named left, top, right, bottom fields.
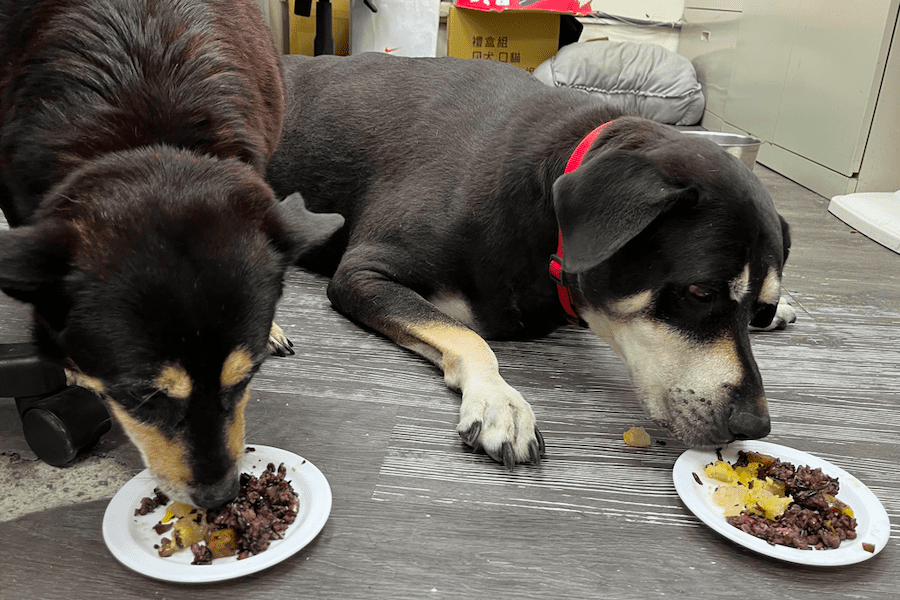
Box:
left=553, top=118, right=790, bottom=446
left=0, top=146, right=342, bottom=507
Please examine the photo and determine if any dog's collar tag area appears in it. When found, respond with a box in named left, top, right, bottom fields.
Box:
left=549, top=247, right=587, bottom=328
left=550, top=122, right=611, bottom=328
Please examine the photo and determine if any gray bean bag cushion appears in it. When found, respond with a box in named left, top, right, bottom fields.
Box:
left=533, top=41, right=705, bottom=126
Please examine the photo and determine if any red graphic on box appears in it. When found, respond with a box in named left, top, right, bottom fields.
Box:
left=454, top=0, right=592, bottom=16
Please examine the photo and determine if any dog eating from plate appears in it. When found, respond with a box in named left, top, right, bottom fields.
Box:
left=266, top=53, right=795, bottom=467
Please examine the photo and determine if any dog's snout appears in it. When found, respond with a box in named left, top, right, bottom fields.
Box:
left=728, top=402, right=771, bottom=440
left=190, top=477, right=240, bottom=509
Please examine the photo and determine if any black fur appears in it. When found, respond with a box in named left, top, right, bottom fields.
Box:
left=0, top=0, right=342, bottom=506
left=267, top=53, right=791, bottom=459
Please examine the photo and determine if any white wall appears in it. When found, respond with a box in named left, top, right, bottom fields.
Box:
left=581, top=1, right=685, bottom=52
left=589, top=0, right=685, bottom=23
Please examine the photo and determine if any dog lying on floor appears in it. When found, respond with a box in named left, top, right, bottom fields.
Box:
left=267, top=53, right=794, bottom=468
left=0, top=0, right=342, bottom=507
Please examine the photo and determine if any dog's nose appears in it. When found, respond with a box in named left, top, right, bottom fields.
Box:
left=728, top=402, right=771, bottom=440
left=190, top=477, right=240, bottom=509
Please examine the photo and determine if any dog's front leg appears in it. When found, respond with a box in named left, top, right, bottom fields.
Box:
left=409, top=321, right=544, bottom=468
left=328, top=265, right=544, bottom=469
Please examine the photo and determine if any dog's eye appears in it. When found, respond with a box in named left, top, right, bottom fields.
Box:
left=688, top=285, right=714, bottom=302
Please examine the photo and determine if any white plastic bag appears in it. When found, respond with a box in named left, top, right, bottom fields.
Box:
left=350, top=0, right=441, bottom=57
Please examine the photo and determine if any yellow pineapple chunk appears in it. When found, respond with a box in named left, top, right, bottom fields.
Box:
left=744, top=451, right=776, bottom=467
left=759, top=476, right=786, bottom=497
left=207, top=528, right=238, bottom=559
left=155, top=502, right=208, bottom=555
left=757, top=494, right=794, bottom=520
left=705, top=460, right=737, bottom=483
left=161, top=501, right=195, bottom=524
left=712, top=484, right=748, bottom=517
left=173, top=514, right=208, bottom=548
left=734, top=463, right=760, bottom=485
left=824, top=494, right=855, bottom=517
left=623, top=426, right=651, bottom=447
left=707, top=463, right=794, bottom=521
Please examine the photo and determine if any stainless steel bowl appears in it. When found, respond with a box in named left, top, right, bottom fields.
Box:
left=681, top=130, right=762, bottom=170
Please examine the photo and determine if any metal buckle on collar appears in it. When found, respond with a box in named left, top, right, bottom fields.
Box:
left=563, top=311, right=588, bottom=328
left=549, top=254, right=588, bottom=328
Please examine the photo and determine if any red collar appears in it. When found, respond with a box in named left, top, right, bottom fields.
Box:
left=549, top=122, right=611, bottom=327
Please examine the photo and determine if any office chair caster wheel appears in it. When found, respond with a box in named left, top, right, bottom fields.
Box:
left=17, top=386, right=112, bottom=467
left=2, top=342, right=112, bottom=466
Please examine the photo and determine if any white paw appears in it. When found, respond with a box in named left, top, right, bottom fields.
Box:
left=751, top=297, right=797, bottom=331
left=268, top=322, right=294, bottom=356
left=456, top=380, right=544, bottom=469
left=773, top=297, right=797, bottom=328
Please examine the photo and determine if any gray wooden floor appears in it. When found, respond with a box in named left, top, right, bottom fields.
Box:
left=1, top=164, right=899, bottom=599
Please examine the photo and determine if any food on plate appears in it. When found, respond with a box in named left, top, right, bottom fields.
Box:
left=137, top=461, right=299, bottom=564
left=706, top=459, right=791, bottom=519
left=135, top=487, right=170, bottom=516
left=155, top=501, right=210, bottom=557
left=704, top=451, right=857, bottom=550
left=623, top=426, right=651, bottom=447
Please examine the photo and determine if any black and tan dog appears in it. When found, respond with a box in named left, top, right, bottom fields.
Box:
left=0, top=0, right=342, bottom=507
left=267, top=53, right=794, bottom=468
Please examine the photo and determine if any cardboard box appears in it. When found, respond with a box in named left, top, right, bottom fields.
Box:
left=447, top=0, right=592, bottom=72
left=289, top=0, right=351, bottom=56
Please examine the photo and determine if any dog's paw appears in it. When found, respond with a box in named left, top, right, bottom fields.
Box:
left=771, top=298, right=797, bottom=329
left=268, top=322, right=294, bottom=356
left=457, top=382, right=544, bottom=469
left=751, top=297, right=797, bottom=332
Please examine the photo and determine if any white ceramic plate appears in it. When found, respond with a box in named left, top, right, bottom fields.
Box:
left=103, top=445, right=332, bottom=582
left=674, top=440, right=890, bottom=566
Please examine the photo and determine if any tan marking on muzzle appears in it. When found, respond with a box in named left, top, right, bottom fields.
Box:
left=581, top=308, right=744, bottom=417
left=226, top=387, right=251, bottom=460
left=221, top=347, right=253, bottom=388
left=155, top=363, right=192, bottom=399
left=106, top=402, right=191, bottom=487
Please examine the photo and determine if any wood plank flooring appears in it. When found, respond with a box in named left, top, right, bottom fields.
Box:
left=1, top=164, right=899, bottom=599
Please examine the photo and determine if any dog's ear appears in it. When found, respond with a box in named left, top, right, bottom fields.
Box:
left=268, top=192, right=345, bottom=263
left=779, top=214, right=791, bottom=266
left=0, top=226, right=71, bottom=298
left=0, top=225, right=73, bottom=329
left=552, top=149, right=698, bottom=274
